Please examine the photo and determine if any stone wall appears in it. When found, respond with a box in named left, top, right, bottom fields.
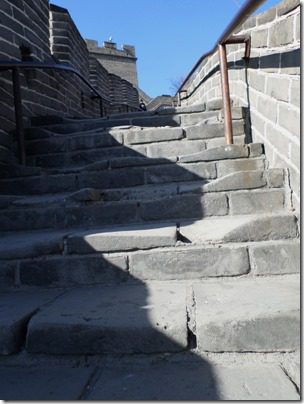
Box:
left=179, top=0, right=300, bottom=210
left=86, top=39, right=138, bottom=88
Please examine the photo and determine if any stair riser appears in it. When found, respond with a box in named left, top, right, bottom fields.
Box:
left=0, top=189, right=285, bottom=232
left=1, top=240, right=299, bottom=288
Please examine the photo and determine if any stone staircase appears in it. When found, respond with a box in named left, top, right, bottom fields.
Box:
left=0, top=101, right=300, bottom=400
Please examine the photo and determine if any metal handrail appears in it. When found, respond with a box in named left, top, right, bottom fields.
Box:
left=177, top=0, right=266, bottom=94
left=0, top=60, right=140, bottom=164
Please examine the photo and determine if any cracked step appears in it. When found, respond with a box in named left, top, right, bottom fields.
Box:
left=193, top=274, right=300, bottom=352
left=26, top=282, right=188, bottom=355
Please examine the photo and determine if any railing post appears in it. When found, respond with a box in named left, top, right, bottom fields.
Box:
left=12, top=67, right=26, bottom=164
left=218, top=43, right=233, bottom=145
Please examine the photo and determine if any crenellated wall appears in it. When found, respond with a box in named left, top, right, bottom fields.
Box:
left=0, top=0, right=139, bottom=165
left=179, top=0, right=300, bottom=210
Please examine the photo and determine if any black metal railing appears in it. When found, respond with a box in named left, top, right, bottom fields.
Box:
left=0, top=61, right=139, bottom=164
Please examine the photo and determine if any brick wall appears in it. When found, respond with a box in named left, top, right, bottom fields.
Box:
left=179, top=0, right=300, bottom=210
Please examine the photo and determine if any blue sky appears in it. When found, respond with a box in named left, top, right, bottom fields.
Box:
left=51, top=0, right=280, bottom=98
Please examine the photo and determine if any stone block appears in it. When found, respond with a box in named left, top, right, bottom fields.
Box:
left=146, top=162, right=216, bottom=184
left=68, top=132, right=122, bottom=151
left=125, top=128, right=184, bottom=145
left=110, top=156, right=177, bottom=169
left=131, top=115, right=180, bottom=127
left=248, top=71, right=266, bottom=92
left=249, top=240, right=300, bottom=274
left=201, top=170, right=267, bottom=192
left=140, top=193, right=227, bottom=221
left=278, top=104, right=300, bottom=137
left=66, top=224, right=177, bottom=254
left=229, top=189, right=285, bottom=214
left=67, top=188, right=102, bottom=202
left=146, top=140, right=205, bottom=158
left=20, top=255, right=128, bottom=287
left=26, top=283, right=188, bottom=354
left=266, top=168, right=285, bottom=188
left=290, top=78, right=300, bottom=107
left=0, top=367, right=93, bottom=400
left=259, top=52, right=280, bottom=73
left=181, top=111, right=218, bottom=126
left=251, top=28, right=268, bottom=48
left=216, top=157, right=265, bottom=177
left=257, top=7, right=276, bottom=25
left=0, top=290, right=61, bottom=354
left=194, top=275, right=300, bottom=351
left=0, top=261, right=16, bottom=287
left=248, top=143, right=264, bottom=157
left=179, top=145, right=249, bottom=163
left=205, top=135, right=245, bottom=149
left=280, top=47, right=300, bottom=75
left=266, top=76, right=290, bottom=102
left=65, top=201, right=138, bottom=228
left=78, top=167, right=145, bottom=189
left=130, top=246, right=249, bottom=280
left=269, top=17, right=294, bottom=46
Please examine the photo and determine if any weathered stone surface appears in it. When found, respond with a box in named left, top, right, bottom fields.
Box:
left=181, top=111, right=219, bottom=125
left=145, top=162, right=216, bottom=184
left=26, top=283, right=187, bottom=354
left=205, top=135, right=245, bottom=149
left=179, top=214, right=298, bottom=243
left=140, top=193, right=227, bottom=221
left=125, top=127, right=184, bottom=145
left=216, top=157, right=265, bottom=176
left=102, top=183, right=179, bottom=202
left=65, top=201, right=138, bottom=227
left=282, top=350, right=300, bottom=390
left=66, top=223, right=177, bottom=254
left=0, top=367, right=93, bottom=400
left=0, top=290, right=61, bottom=354
left=248, top=143, right=264, bottom=157
left=67, top=188, right=102, bottom=202
left=194, top=275, right=300, bottom=351
left=186, top=120, right=244, bottom=141
left=228, top=189, right=285, bottom=214
left=130, top=246, right=249, bottom=280
left=0, top=230, right=66, bottom=259
left=157, top=104, right=206, bottom=115
left=146, top=140, right=206, bottom=158
left=131, top=115, right=181, bottom=127
left=87, top=359, right=299, bottom=400
left=266, top=168, right=285, bottom=188
left=276, top=0, right=299, bottom=16
left=110, top=156, right=177, bottom=168
left=77, top=167, right=145, bottom=189
left=179, top=145, right=249, bottom=163
left=179, top=171, right=266, bottom=194
left=19, top=255, right=128, bottom=287
left=249, top=240, right=300, bottom=275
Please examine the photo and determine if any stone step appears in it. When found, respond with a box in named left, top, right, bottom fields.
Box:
left=194, top=274, right=300, bottom=352
left=0, top=214, right=298, bottom=288
left=0, top=168, right=283, bottom=209
left=0, top=154, right=266, bottom=195
left=25, top=282, right=188, bottom=355
left=0, top=187, right=286, bottom=232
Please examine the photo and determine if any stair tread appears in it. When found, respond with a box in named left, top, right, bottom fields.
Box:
left=194, top=274, right=300, bottom=351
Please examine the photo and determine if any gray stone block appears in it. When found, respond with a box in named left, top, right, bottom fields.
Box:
left=186, top=120, right=244, bottom=141
left=125, top=128, right=184, bottom=145
left=194, top=275, right=300, bottom=351
left=257, top=7, right=276, bottom=25
left=147, top=140, right=206, bottom=158
left=266, top=76, right=290, bottom=102
left=26, top=138, right=67, bottom=155
left=205, top=135, right=245, bottom=149
left=20, top=255, right=128, bottom=287
left=66, top=224, right=177, bottom=254
left=248, top=143, right=264, bottom=157
left=252, top=28, right=268, bottom=48
left=278, top=104, right=300, bottom=137
left=0, top=230, right=66, bottom=259
left=216, top=158, right=265, bottom=177
left=65, top=201, right=138, bottom=228
left=0, top=261, right=16, bottom=287
left=181, top=111, right=219, bottom=126
left=130, top=246, right=249, bottom=280
left=219, top=107, right=244, bottom=120
left=68, top=132, right=122, bottom=151
left=179, top=145, right=249, bottom=163
left=145, top=162, right=216, bottom=184
left=0, top=290, right=61, bottom=354
left=249, top=240, right=300, bottom=275
left=26, top=283, right=187, bottom=354
left=131, top=115, right=180, bottom=127
left=229, top=189, right=285, bottom=214
left=110, top=156, right=177, bottom=169
left=0, top=367, right=94, bottom=400
left=266, top=168, right=285, bottom=188
left=276, top=0, right=300, bottom=16
left=78, top=167, right=145, bottom=189
left=269, top=17, right=294, bottom=47
left=140, top=193, right=227, bottom=221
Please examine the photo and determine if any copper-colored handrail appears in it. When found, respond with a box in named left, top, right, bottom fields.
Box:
left=0, top=61, right=140, bottom=164
left=177, top=0, right=265, bottom=94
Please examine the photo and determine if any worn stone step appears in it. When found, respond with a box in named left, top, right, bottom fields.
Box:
left=0, top=186, right=287, bottom=232
left=194, top=274, right=300, bottom=352
left=184, top=119, right=245, bottom=140
left=179, top=213, right=298, bottom=244
left=26, top=282, right=188, bottom=354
